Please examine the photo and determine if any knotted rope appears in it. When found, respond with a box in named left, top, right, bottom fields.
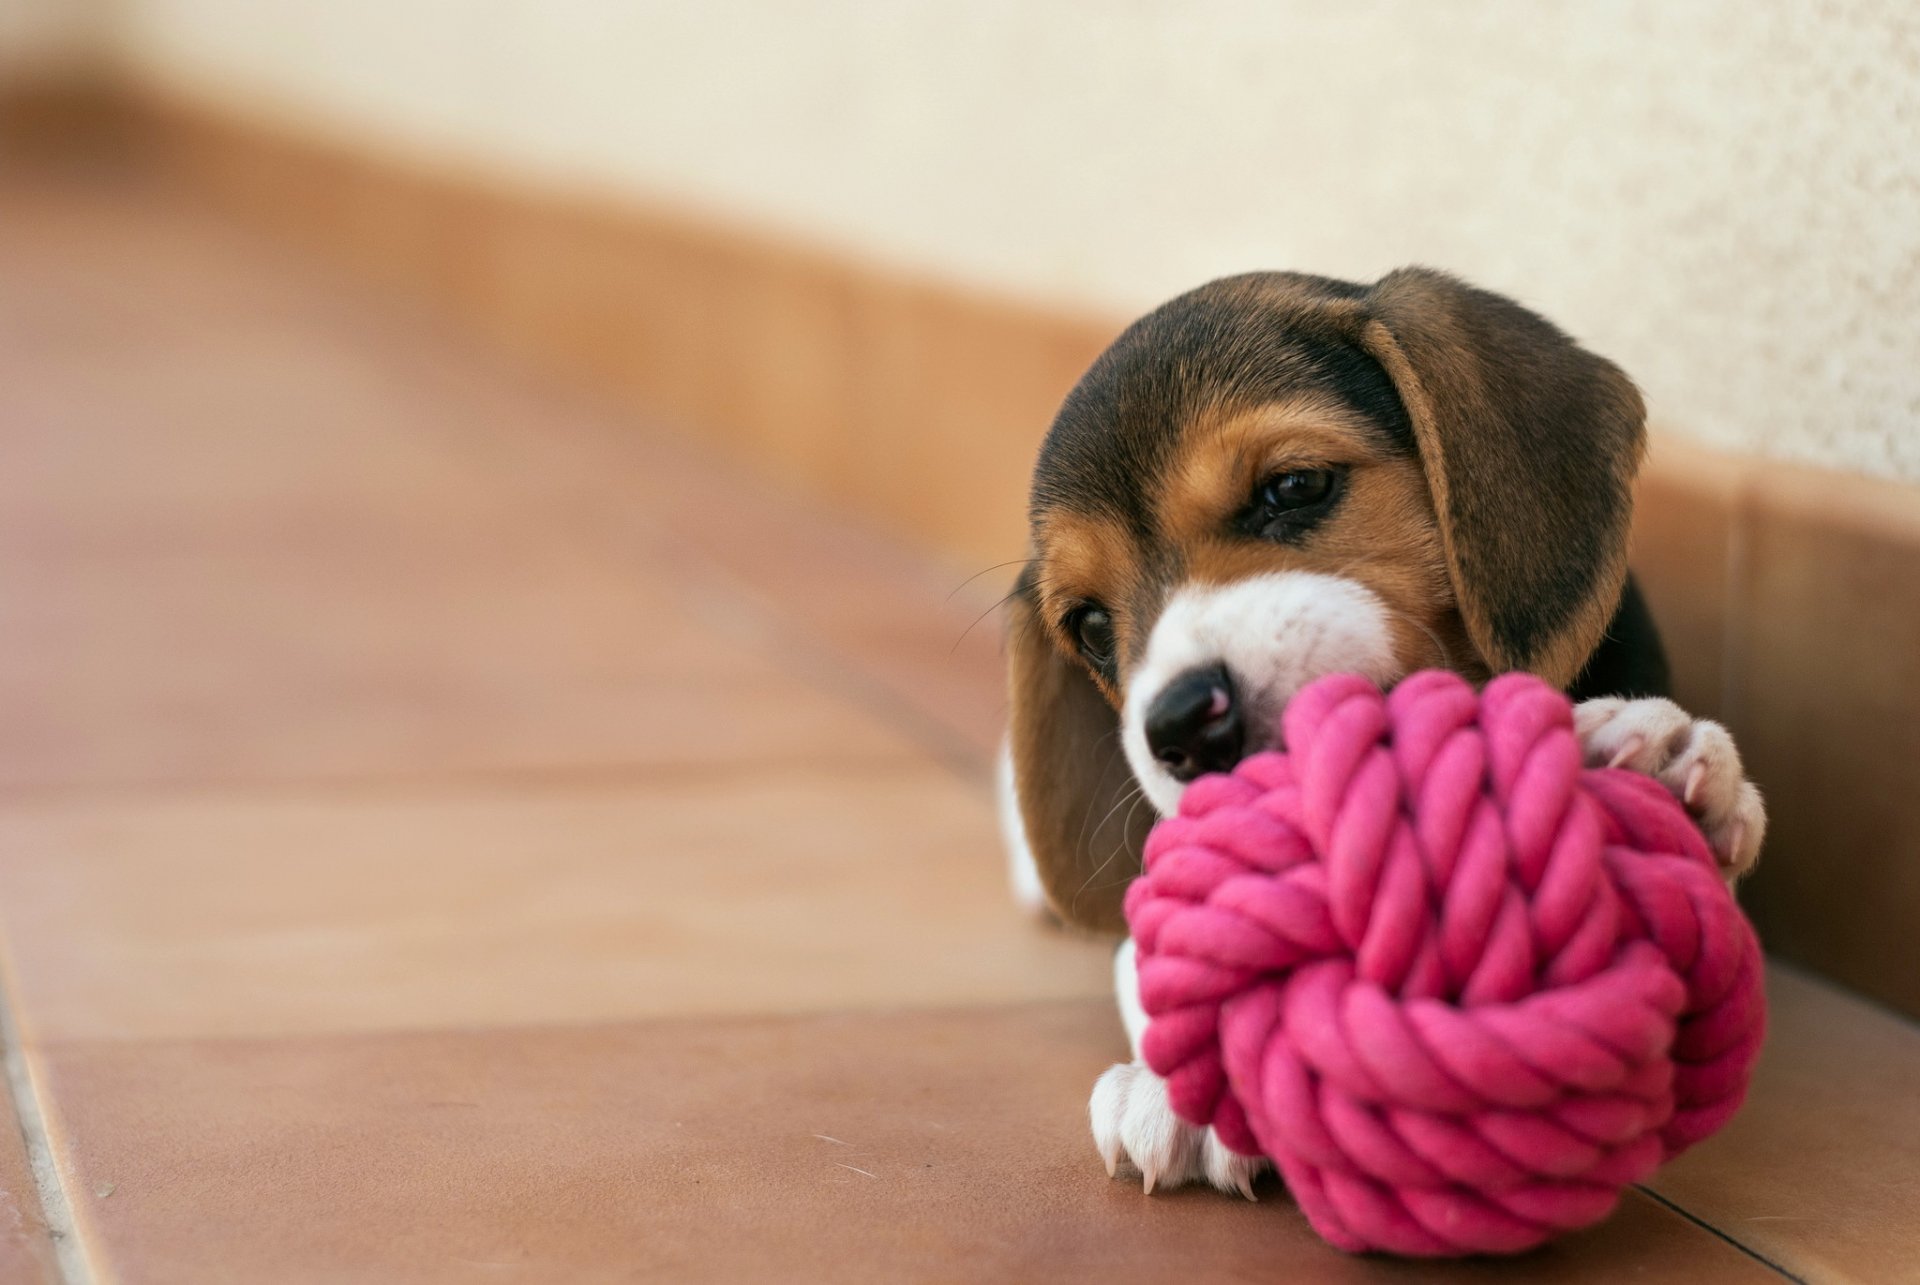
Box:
left=1128, top=670, right=1765, bottom=1256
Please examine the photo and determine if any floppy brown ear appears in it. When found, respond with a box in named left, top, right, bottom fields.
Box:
left=1005, top=573, right=1148, bottom=935
left=1354, top=267, right=1647, bottom=686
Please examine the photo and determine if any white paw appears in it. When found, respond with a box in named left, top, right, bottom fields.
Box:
left=1575, top=696, right=1767, bottom=880
left=1089, top=1062, right=1267, bottom=1199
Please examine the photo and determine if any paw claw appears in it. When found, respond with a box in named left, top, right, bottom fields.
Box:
left=1090, top=1060, right=1262, bottom=1198
left=1608, top=735, right=1645, bottom=770
left=1201, top=1129, right=1269, bottom=1202
left=1088, top=1062, right=1130, bottom=1181
left=1578, top=697, right=1767, bottom=881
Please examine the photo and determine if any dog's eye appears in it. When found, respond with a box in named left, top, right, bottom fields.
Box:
left=1065, top=604, right=1116, bottom=670
left=1242, top=467, right=1343, bottom=541
left=1259, top=469, right=1336, bottom=510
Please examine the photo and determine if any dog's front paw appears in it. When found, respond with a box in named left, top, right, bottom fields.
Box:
left=1574, top=696, right=1767, bottom=880
left=1089, top=1061, right=1266, bottom=1199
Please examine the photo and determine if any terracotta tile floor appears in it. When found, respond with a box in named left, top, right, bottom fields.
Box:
left=0, top=165, right=1909, bottom=1283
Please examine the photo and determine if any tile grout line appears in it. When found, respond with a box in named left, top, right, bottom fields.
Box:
left=0, top=976, right=96, bottom=1285
left=1632, top=1184, right=1806, bottom=1284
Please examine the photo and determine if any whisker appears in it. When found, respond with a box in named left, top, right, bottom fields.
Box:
left=1081, top=775, right=1144, bottom=856
left=1071, top=834, right=1131, bottom=915
left=1070, top=752, right=1146, bottom=916
left=1119, top=787, right=1153, bottom=845
left=1075, top=833, right=1144, bottom=902
left=1070, top=732, right=1131, bottom=855
left=950, top=586, right=1023, bottom=656
left=1378, top=600, right=1453, bottom=671
left=946, top=557, right=1034, bottom=603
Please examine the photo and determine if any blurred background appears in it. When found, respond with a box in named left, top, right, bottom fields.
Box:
left=0, top=4, right=1917, bottom=1278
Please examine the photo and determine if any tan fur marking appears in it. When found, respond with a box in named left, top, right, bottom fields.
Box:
left=1156, top=401, right=1467, bottom=679
left=1030, top=511, right=1145, bottom=705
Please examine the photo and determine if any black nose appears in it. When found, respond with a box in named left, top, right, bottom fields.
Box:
left=1144, top=664, right=1244, bottom=782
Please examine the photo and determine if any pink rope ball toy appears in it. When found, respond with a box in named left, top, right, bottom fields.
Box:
left=1127, top=669, right=1766, bottom=1257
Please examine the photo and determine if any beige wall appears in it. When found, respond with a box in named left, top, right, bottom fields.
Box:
left=0, top=0, right=111, bottom=75
left=91, top=2, right=1920, bottom=481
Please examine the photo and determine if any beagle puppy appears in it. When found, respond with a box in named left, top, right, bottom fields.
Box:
left=999, top=268, right=1766, bottom=1196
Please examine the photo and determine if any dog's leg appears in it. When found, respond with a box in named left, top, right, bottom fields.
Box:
left=1088, top=939, right=1268, bottom=1199
left=1574, top=697, right=1767, bottom=880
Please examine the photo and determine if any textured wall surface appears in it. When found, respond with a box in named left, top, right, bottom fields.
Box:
left=101, top=1, right=1920, bottom=480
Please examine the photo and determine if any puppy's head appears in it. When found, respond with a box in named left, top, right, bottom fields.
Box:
left=1007, top=269, right=1645, bottom=931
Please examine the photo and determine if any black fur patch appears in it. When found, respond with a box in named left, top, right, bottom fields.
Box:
left=1031, top=274, right=1410, bottom=537
left=1567, top=575, right=1671, bottom=701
